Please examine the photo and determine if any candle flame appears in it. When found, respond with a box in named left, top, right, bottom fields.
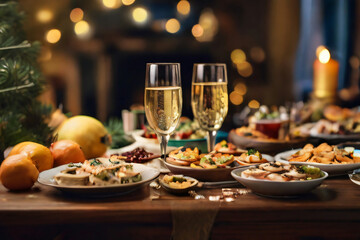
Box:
left=319, top=49, right=330, bottom=64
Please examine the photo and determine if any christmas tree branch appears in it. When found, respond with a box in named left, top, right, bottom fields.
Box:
left=0, top=41, right=31, bottom=51
left=0, top=82, right=34, bottom=93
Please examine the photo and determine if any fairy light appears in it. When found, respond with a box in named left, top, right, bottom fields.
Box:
left=192, top=24, right=204, bottom=38
left=122, top=0, right=135, bottom=6
left=103, top=0, right=122, bottom=9
left=177, top=0, right=190, bottom=15
left=165, top=18, right=180, bottom=34
left=230, top=91, right=243, bottom=105
left=248, top=100, right=260, bottom=109
left=236, top=61, right=253, bottom=77
left=36, top=9, right=53, bottom=23
left=70, top=8, right=84, bottom=23
left=234, top=82, right=247, bottom=95
left=231, top=49, right=246, bottom=64
left=74, top=20, right=90, bottom=36
left=46, top=29, right=61, bottom=44
left=132, top=7, right=148, bottom=24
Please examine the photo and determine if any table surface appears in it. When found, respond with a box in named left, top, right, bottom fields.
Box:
left=1, top=176, right=360, bottom=239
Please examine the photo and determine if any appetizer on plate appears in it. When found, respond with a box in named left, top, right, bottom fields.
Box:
left=167, top=147, right=200, bottom=166
left=54, top=158, right=142, bottom=186
left=289, top=143, right=360, bottom=164
left=190, top=152, right=235, bottom=169
left=214, top=140, right=246, bottom=155
left=161, top=174, right=197, bottom=189
left=235, top=149, right=269, bottom=166
left=111, top=147, right=160, bottom=163
left=240, top=161, right=325, bottom=182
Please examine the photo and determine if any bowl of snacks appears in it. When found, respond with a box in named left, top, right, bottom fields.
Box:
left=275, top=143, right=360, bottom=175
left=164, top=146, right=273, bottom=181
left=231, top=161, right=328, bottom=197
left=159, top=174, right=198, bottom=194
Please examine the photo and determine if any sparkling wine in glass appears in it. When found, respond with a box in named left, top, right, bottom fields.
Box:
left=144, top=63, right=182, bottom=159
left=191, top=63, right=228, bottom=152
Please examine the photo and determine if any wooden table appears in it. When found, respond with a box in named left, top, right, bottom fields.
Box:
left=1, top=177, right=360, bottom=240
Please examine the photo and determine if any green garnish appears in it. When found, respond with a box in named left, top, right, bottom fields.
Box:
left=90, top=159, right=102, bottom=166
left=247, top=149, right=257, bottom=156
left=109, top=159, right=121, bottom=164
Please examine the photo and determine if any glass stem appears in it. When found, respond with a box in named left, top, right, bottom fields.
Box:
left=160, top=134, right=170, bottom=160
left=207, top=130, right=217, bottom=152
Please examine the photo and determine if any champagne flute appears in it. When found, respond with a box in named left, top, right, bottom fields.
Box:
left=144, top=63, right=182, bottom=160
left=191, top=63, right=228, bottom=152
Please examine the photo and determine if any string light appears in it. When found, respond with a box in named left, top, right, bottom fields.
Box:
left=177, top=0, right=190, bottom=15
left=165, top=19, right=180, bottom=34
left=70, top=8, right=84, bottom=23
left=191, top=24, right=203, bottom=38
left=132, top=7, right=148, bottom=24
left=231, top=49, right=246, bottom=64
left=36, top=9, right=53, bottom=23
left=74, top=20, right=90, bottom=37
left=230, top=91, right=243, bottom=105
left=236, top=61, right=253, bottom=77
left=234, top=82, right=247, bottom=95
left=122, top=0, right=135, bottom=6
left=45, top=29, right=61, bottom=44
left=248, top=100, right=260, bottom=109
left=103, top=0, right=122, bottom=9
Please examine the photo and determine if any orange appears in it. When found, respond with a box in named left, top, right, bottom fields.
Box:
left=0, top=154, right=39, bottom=191
left=50, top=140, right=86, bottom=167
left=8, top=141, right=54, bottom=172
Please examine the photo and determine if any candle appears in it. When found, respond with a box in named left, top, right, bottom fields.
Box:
left=313, top=48, right=339, bottom=98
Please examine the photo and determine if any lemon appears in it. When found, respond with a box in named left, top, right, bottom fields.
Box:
left=56, top=116, right=110, bottom=159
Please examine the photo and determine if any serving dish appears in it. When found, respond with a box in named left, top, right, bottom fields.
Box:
left=231, top=166, right=328, bottom=197
left=275, top=149, right=360, bottom=175
left=228, top=130, right=306, bottom=154
left=159, top=175, right=199, bottom=194
left=164, top=154, right=273, bottom=182
left=38, top=163, right=160, bottom=197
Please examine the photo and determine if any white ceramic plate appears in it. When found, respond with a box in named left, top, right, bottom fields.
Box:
left=38, top=163, right=160, bottom=197
left=164, top=154, right=274, bottom=182
left=231, top=167, right=328, bottom=197
left=275, top=149, right=360, bottom=175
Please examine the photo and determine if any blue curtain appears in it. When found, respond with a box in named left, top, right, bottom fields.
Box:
left=294, top=0, right=355, bottom=100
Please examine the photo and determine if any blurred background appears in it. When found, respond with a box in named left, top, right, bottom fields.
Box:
left=18, top=0, right=360, bottom=130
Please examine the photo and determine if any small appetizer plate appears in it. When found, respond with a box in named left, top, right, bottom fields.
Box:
left=349, top=168, right=360, bottom=186
left=159, top=176, right=199, bottom=195
left=38, top=163, right=160, bottom=197
left=231, top=167, right=328, bottom=197
left=275, top=149, right=360, bottom=176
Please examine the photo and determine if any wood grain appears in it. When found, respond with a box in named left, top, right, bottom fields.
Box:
left=0, top=177, right=360, bottom=239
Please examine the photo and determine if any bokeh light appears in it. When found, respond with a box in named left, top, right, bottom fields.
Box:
left=231, top=49, right=246, bottom=64
left=70, top=8, right=84, bottom=23
left=177, top=0, right=190, bottom=15
left=234, top=82, right=247, bottom=95
left=250, top=47, right=266, bottom=63
left=191, top=24, right=204, bottom=38
left=132, top=7, right=148, bottom=24
left=45, top=29, right=61, bottom=44
left=236, top=61, right=253, bottom=77
left=230, top=91, right=243, bottom=105
left=74, top=20, right=90, bottom=36
left=102, top=0, right=122, bottom=9
left=316, top=45, right=326, bottom=58
left=36, top=9, right=53, bottom=23
left=248, top=100, right=260, bottom=109
left=195, top=9, right=218, bottom=42
left=165, top=18, right=180, bottom=34
left=319, top=49, right=330, bottom=64
left=38, top=46, right=52, bottom=62
left=122, top=0, right=135, bottom=6
left=349, top=56, right=360, bottom=69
